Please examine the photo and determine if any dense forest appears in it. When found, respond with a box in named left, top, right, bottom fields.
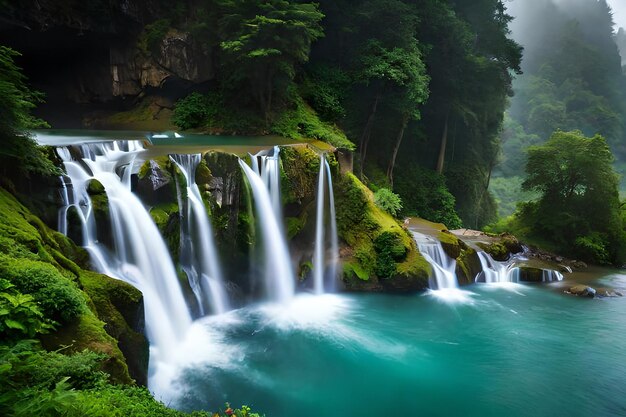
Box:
left=2, top=0, right=626, bottom=415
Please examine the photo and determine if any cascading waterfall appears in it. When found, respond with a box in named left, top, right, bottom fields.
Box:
left=476, top=251, right=563, bottom=283
left=476, top=251, right=519, bottom=283
left=57, top=141, right=191, bottom=363
left=312, top=154, right=339, bottom=294
left=250, top=146, right=283, bottom=220
left=170, top=154, right=229, bottom=316
left=239, top=159, right=295, bottom=303
left=412, top=232, right=458, bottom=289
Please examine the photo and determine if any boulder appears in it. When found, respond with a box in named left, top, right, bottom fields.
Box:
left=568, top=285, right=597, bottom=298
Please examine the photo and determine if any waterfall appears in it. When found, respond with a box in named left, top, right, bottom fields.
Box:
left=325, top=158, right=339, bottom=292
left=476, top=251, right=564, bottom=283
left=249, top=146, right=283, bottom=221
left=542, top=269, right=564, bottom=282
left=476, top=251, right=518, bottom=283
left=170, top=154, right=229, bottom=316
left=313, top=155, right=326, bottom=294
left=57, top=141, right=191, bottom=361
left=412, top=232, right=458, bottom=289
left=312, top=155, right=339, bottom=294
left=239, top=159, right=295, bottom=303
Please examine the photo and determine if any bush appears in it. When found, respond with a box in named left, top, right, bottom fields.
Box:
left=0, top=258, right=86, bottom=323
left=574, top=234, right=610, bottom=265
left=394, top=166, right=462, bottom=228
left=373, top=231, right=406, bottom=278
left=374, top=188, right=402, bottom=217
left=173, top=92, right=216, bottom=130
left=0, top=279, right=53, bottom=339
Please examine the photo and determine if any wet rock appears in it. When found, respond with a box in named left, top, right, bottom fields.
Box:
left=595, top=288, right=623, bottom=297
left=141, top=160, right=170, bottom=191
left=568, top=285, right=597, bottom=298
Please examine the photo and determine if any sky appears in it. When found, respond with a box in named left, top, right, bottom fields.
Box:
left=607, top=0, right=626, bottom=30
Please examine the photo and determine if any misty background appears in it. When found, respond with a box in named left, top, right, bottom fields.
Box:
left=491, top=0, right=626, bottom=217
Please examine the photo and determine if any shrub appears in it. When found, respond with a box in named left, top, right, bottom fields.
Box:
left=574, top=234, right=610, bottom=265
left=173, top=92, right=215, bottom=130
left=0, top=258, right=86, bottom=323
left=374, top=188, right=403, bottom=217
left=0, top=279, right=53, bottom=339
left=394, top=166, right=462, bottom=229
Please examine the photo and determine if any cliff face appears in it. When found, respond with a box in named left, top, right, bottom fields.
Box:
left=0, top=1, right=214, bottom=126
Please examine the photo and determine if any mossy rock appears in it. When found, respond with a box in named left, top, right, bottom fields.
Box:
left=456, top=248, right=482, bottom=285
left=335, top=173, right=427, bottom=292
left=87, top=179, right=106, bottom=195
left=80, top=271, right=149, bottom=385
left=40, top=311, right=133, bottom=385
left=195, top=159, right=212, bottom=185
left=437, top=231, right=466, bottom=259
left=386, top=245, right=431, bottom=292
left=477, top=233, right=522, bottom=261
left=517, top=266, right=545, bottom=282
left=477, top=241, right=510, bottom=261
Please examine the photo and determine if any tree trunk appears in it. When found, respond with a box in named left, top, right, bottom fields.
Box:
left=436, top=111, right=450, bottom=174
left=387, top=114, right=409, bottom=188
left=358, top=91, right=381, bottom=179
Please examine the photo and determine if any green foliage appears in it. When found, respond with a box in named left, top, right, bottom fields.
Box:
left=0, top=280, right=53, bottom=340
left=489, top=176, right=539, bottom=218
left=301, top=64, right=351, bottom=122
left=373, top=231, right=406, bottom=279
left=0, top=257, right=86, bottom=323
left=373, top=188, right=402, bottom=217
left=0, top=45, right=57, bottom=178
left=393, top=166, right=462, bottom=229
left=515, top=130, right=625, bottom=264
left=270, top=91, right=354, bottom=149
left=173, top=93, right=218, bottom=130
left=218, top=0, right=324, bottom=119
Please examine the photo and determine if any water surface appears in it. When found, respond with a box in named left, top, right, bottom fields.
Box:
left=158, top=276, right=626, bottom=417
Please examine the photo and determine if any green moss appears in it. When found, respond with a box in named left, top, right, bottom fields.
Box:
left=286, top=216, right=306, bottom=239
left=195, top=159, right=212, bottom=186
left=79, top=271, right=148, bottom=385
left=40, top=311, right=133, bottom=385
left=343, top=261, right=369, bottom=281
left=456, top=247, right=481, bottom=285
left=270, top=94, right=355, bottom=150
left=437, top=231, right=464, bottom=259
left=477, top=241, right=510, bottom=261
left=335, top=173, right=426, bottom=291
left=280, top=145, right=321, bottom=204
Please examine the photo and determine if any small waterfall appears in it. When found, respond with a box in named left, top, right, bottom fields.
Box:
left=312, top=155, right=326, bottom=294
left=325, top=158, right=339, bottom=292
left=476, top=251, right=564, bottom=283
left=312, top=155, right=339, bottom=294
left=239, top=159, right=295, bottom=303
left=58, top=141, right=191, bottom=361
left=413, top=232, right=458, bottom=289
left=476, top=251, right=518, bottom=283
left=542, top=270, right=564, bottom=282
left=170, top=154, right=229, bottom=316
left=249, top=146, right=283, bottom=220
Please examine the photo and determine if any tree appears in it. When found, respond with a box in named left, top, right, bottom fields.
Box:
left=218, top=0, right=324, bottom=121
left=521, top=130, right=624, bottom=264
left=0, top=45, right=55, bottom=179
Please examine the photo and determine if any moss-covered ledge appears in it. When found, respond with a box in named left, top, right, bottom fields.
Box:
left=335, top=173, right=430, bottom=292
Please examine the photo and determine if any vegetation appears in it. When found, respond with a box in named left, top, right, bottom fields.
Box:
left=493, top=131, right=625, bottom=265
left=0, top=46, right=57, bottom=181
